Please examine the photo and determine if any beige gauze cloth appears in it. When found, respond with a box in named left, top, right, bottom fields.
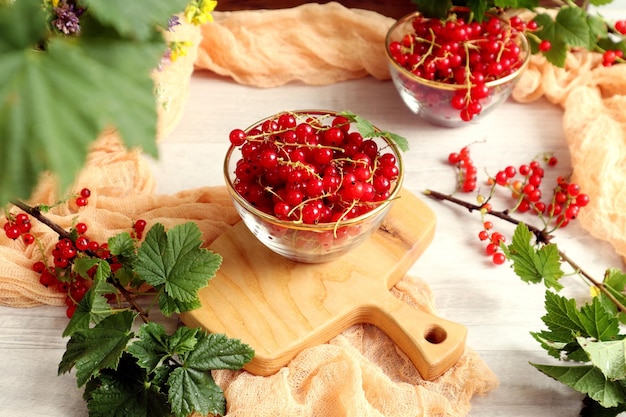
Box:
left=0, top=3, right=507, bottom=416
left=512, top=52, right=626, bottom=262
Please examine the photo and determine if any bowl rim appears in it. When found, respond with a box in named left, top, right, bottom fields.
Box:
left=223, top=109, right=404, bottom=232
left=384, top=10, right=531, bottom=91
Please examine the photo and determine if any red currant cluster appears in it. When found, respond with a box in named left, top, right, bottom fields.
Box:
left=478, top=221, right=507, bottom=265
left=75, top=187, right=91, bottom=207
left=447, top=146, right=589, bottom=265
left=447, top=146, right=477, bottom=192
left=228, top=112, right=400, bottom=225
left=3, top=213, right=34, bottom=244
left=388, top=13, right=530, bottom=121
left=32, top=218, right=147, bottom=318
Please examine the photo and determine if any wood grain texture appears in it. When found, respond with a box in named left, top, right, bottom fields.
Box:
left=180, top=189, right=467, bottom=381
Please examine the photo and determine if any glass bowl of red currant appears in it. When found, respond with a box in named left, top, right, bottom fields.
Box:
left=224, top=110, right=404, bottom=263
left=385, top=9, right=531, bottom=127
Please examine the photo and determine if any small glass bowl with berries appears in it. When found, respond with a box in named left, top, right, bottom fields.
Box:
left=385, top=8, right=531, bottom=127
left=224, top=110, right=404, bottom=263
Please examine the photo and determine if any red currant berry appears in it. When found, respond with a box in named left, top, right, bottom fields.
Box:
left=75, top=222, right=88, bottom=235
left=5, top=225, right=20, bottom=240
left=229, top=129, right=247, bottom=146
left=539, top=40, right=552, bottom=52
left=75, top=197, right=88, bottom=207
left=80, top=188, right=91, bottom=199
left=492, top=252, right=506, bottom=265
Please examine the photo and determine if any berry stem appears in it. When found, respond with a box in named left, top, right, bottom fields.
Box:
left=10, top=198, right=153, bottom=321
left=10, top=199, right=72, bottom=240
left=423, top=189, right=626, bottom=314
left=423, top=189, right=552, bottom=244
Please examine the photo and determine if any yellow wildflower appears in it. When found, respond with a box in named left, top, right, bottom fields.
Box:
left=169, top=41, right=192, bottom=61
left=589, top=285, right=601, bottom=298
left=184, top=0, right=217, bottom=25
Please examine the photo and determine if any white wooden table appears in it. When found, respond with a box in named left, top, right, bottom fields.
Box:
left=2, top=4, right=626, bottom=413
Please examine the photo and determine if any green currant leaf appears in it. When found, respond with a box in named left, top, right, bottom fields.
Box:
left=59, top=311, right=136, bottom=387
left=181, top=332, right=255, bottom=372
left=531, top=363, right=626, bottom=408
left=81, top=0, right=188, bottom=41
left=0, top=0, right=46, bottom=52
left=167, top=366, right=225, bottom=417
left=62, top=279, right=117, bottom=337
left=108, top=232, right=137, bottom=259
left=530, top=13, right=567, bottom=65
left=554, top=6, right=597, bottom=50
left=0, top=0, right=173, bottom=206
left=126, top=322, right=171, bottom=373
left=135, top=222, right=222, bottom=313
left=578, top=296, right=621, bottom=341
left=578, top=337, right=626, bottom=381
left=339, top=111, right=409, bottom=152
left=86, top=353, right=170, bottom=417
left=411, top=0, right=452, bottom=19
left=586, top=13, right=609, bottom=39
left=168, top=326, right=201, bottom=355
left=166, top=330, right=253, bottom=417
left=532, top=292, right=620, bottom=361
left=502, top=223, right=564, bottom=290
left=157, top=290, right=201, bottom=317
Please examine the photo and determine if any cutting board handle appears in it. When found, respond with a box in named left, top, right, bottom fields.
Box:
left=365, top=291, right=467, bottom=381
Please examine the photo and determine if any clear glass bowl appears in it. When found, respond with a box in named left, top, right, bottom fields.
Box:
left=385, top=11, right=531, bottom=128
left=223, top=110, right=404, bottom=263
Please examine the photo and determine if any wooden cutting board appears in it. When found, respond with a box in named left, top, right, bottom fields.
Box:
left=180, top=189, right=467, bottom=381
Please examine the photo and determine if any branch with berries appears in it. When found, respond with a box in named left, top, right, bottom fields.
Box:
left=3, top=192, right=254, bottom=417
left=424, top=144, right=626, bottom=416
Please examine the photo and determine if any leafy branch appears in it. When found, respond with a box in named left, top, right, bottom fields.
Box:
left=424, top=188, right=626, bottom=415
left=11, top=199, right=254, bottom=416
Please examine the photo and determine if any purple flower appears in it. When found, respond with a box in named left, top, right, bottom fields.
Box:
left=167, top=15, right=181, bottom=32
left=52, top=1, right=84, bottom=36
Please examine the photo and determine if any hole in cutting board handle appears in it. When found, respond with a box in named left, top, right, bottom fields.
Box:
left=424, top=325, right=447, bottom=344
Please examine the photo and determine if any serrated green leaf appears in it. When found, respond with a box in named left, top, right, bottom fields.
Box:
left=579, top=297, right=621, bottom=341
left=531, top=363, right=626, bottom=408
left=502, top=223, right=564, bottom=290
left=167, top=367, right=225, bottom=417
left=555, top=6, right=597, bottom=49
left=81, top=0, right=188, bottom=41
left=135, top=222, right=222, bottom=314
left=158, top=290, right=202, bottom=317
left=108, top=232, right=137, bottom=258
left=59, top=311, right=136, bottom=387
left=126, top=322, right=171, bottom=373
left=339, top=111, right=409, bottom=152
left=183, top=332, right=255, bottom=372
left=62, top=279, right=117, bottom=337
left=533, top=292, right=620, bottom=362
left=86, top=353, right=170, bottom=417
left=578, top=337, right=626, bottom=381
left=168, top=326, right=200, bottom=355
left=532, top=13, right=569, bottom=67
